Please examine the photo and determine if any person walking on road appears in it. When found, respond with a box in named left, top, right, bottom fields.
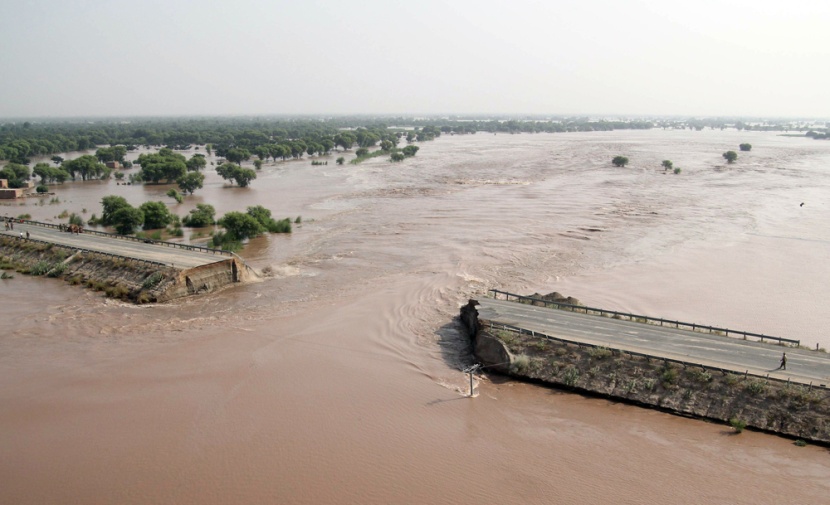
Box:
left=779, top=352, right=787, bottom=371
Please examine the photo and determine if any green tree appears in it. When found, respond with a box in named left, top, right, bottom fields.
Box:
left=253, top=159, right=263, bottom=170
left=723, top=151, right=738, bottom=163
left=246, top=205, right=291, bottom=233
left=390, top=152, right=405, bottom=162
left=216, top=162, right=237, bottom=181
left=217, top=211, right=265, bottom=241
left=739, top=143, right=752, bottom=152
left=96, top=147, right=114, bottom=162
left=336, top=156, right=345, bottom=165
left=177, top=171, right=205, bottom=195
left=111, top=206, right=144, bottom=235
left=225, top=147, right=250, bottom=166
left=216, top=163, right=256, bottom=187
left=661, top=160, right=673, bottom=171
left=233, top=168, right=257, bottom=187
left=166, top=188, right=184, bottom=203
left=139, top=201, right=173, bottom=229
left=101, top=195, right=131, bottom=225
left=334, top=132, right=356, bottom=151
left=51, top=155, right=64, bottom=165
left=137, top=148, right=187, bottom=183
left=270, top=144, right=289, bottom=161
left=186, top=154, right=207, bottom=171
left=355, top=147, right=369, bottom=157
left=52, top=168, right=70, bottom=183
left=32, top=162, right=53, bottom=183
left=0, top=165, right=26, bottom=187
left=356, top=130, right=379, bottom=147
left=254, top=146, right=271, bottom=161
left=289, top=141, right=307, bottom=159
left=402, top=145, right=419, bottom=157
left=247, top=205, right=273, bottom=225
left=182, top=204, right=216, bottom=227
left=95, top=146, right=126, bottom=163
left=112, top=145, right=127, bottom=162
left=612, top=156, right=629, bottom=167
left=3, top=162, right=31, bottom=181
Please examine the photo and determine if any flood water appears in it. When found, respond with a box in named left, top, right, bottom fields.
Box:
left=2, top=130, right=830, bottom=504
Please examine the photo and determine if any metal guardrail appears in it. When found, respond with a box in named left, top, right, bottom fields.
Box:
left=483, top=320, right=824, bottom=388
left=20, top=219, right=234, bottom=257
left=489, top=289, right=801, bottom=346
left=1, top=233, right=170, bottom=268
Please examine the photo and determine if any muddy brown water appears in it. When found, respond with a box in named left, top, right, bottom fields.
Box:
left=2, top=130, right=830, bottom=504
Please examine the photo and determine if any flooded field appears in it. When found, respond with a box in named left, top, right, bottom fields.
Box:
left=2, top=129, right=830, bottom=504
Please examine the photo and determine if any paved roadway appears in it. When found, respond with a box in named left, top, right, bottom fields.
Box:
left=476, top=298, right=830, bottom=386
left=1, top=221, right=226, bottom=269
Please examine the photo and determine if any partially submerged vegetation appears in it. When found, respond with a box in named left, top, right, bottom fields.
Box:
left=209, top=206, right=293, bottom=251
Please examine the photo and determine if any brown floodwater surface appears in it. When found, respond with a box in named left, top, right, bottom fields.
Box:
left=2, top=130, right=830, bottom=504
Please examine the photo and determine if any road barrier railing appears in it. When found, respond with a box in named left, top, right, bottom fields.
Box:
left=19, top=219, right=234, bottom=257
left=481, top=319, right=823, bottom=388
left=2, top=233, right=170, bottom=268
left=489, top=289, right=800, bottom=346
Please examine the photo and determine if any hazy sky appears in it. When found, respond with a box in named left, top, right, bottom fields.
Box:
left=1, top=0, right=828, bottom=118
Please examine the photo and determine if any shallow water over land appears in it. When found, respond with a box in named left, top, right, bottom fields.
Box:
left=3, top=130, right=830, bottom=504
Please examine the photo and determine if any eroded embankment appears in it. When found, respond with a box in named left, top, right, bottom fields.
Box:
left=1, top=236, right=178, bottom=303
left=461, top=300, right=830, bottom=444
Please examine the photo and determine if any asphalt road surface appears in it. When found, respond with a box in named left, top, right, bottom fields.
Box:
left=1, top=221, right=226, bottom=269
left=476, top=298, right=830, bottom=386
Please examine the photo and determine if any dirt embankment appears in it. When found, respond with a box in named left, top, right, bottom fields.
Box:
left=1, top=236, right=177, bottom=303
left=460, top=300, right=830, bottom=444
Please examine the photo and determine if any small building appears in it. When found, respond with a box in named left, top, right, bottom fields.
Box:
left=0, top=179, right=29, bottom=199
left=105, top=161, right=121, bottom=169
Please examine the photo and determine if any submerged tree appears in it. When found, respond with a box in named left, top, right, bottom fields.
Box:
left=216, top=162, right=256, bottom=187
left=111, top=206, right=144, bottom=235
left=137, top=148, right=187, bottom=183
left=402, top=145, right=419, bottom=157
left=661, top=160, right=673, bottom=171
left=217, top=212, right=264, bottom=241
left=166, top=188, right=184, bottom=204
left=739, top=143, right=752, bottom=152
left=723, top=151, right=738, bottom=164
left=63, top=155, right=109, bottom=181
left=612, top=156, right=629, bottom=167
left=101, top=195, right=131, bottom=226
left=177, top=171, right=205, bottom=195
left=139, top=201, right=173, bottom=230
left=182, top=203, right=216, bottom=227
left=186, top=153, right=207, bottom=171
